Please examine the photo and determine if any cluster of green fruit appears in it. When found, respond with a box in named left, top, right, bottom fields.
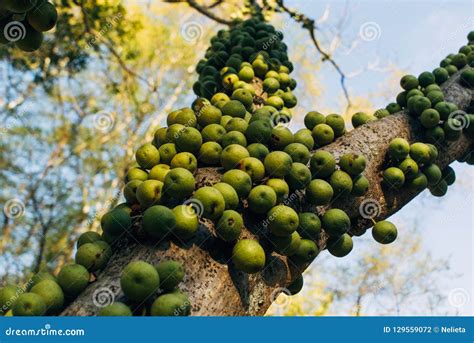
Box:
left=0, top=0, right=57, bottom=52
left=380, top=32, right=474, bottom=198
left=98, top=260, right=190, bottom=316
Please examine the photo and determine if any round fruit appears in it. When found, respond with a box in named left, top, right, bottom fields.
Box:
left=264, top=151, right=292, bottom=178
left=327, top=233, right=353, bottom=257
left=388, top=138, right=410, bottom=161
left=101, top=209, right=132, bottom=236
left=290, top=239, right=318, bottom=264
left=155, top=260, right=184, bottom=291
left=267, top=205, right=299, bottom=236
left=325, top=113, right=346, bottom=137
left=98, top=302, right=133, bottom=316
left=28, top=2, right=58, bottom=32
left=322, top=209, right=350, bottom=236
left=172, top=205, right=199, bottom=240
left=351, top=174, right=369, bottom=196
left=136, top=180, right=164, bottom=208
left=410, top=142, right=431, bottom=165
left=312, top=124, right=335, bottom=147
left=0, top=285, right=19, bottom=313
left=339, top=153, right=366, bottom=176
left=136, top=143, right=160, bottom=169
left=429, top=180, right=448, bottom=197
left=383, top=167, right=405, bottom=189
left=30, top=280, right=64, bottom=314
left=400, top=74, right=419, bottom=90
left=406, top=173, right=428, bottom=191
left=77, top=231, right=102, bottom=248
left=164, top=168, right=195, bottom=199
left=306, top=179, right=333, bottom=205
left=398, top=158, right=419, bottom=179
left=297, top=212, right=321, bottom=240
left=192, top=186, right=225, bottom=220
left=213, top=182, right=239, bottom=210
left=75, top=242, right=109, bottom=272
left=232, top=239, right=266, bottom=274
left=12, top=293, right=46, bottom=316
left=310, top=151, right=336, bottom=178
left=120, top=261, right=160, bottom=303
left=238, top=157, right=265, bottom=182
left=248, top=185, right=277, bottom=215
left=284, top=143, right=310, bottom=164
left=423, top=164, right=442, bottom=185
left=287, top=275, right=304, bottom=295
left=142, top=205, right=176, bottom=239
left=372, top=221, right=397, bottom=244
left=216, top=210, right=243, bottom=241
left=329, top=170, right=353, bottom=195
left=222, top=169, right=252, bottom=198
left=304, top=111, right=325, bottom=130
left=57, top=264, right=90, bottom=297
left=269, top=231, right=301, bottom=256
left=150, top=293, right=190, bottom=316
left=286, top=163, right=311, bottom=190
left=266, top=178, right=289, bottom=204
left=220, top=144, right=249, bottom=170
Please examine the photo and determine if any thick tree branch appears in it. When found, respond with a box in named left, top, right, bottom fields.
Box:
left=61, top=68, right=472, bottom=316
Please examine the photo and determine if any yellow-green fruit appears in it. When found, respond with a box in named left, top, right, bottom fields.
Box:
left=423, top=164, right=442, bottom=185
left=304, top=111, right=326, bottom=130
left=136, top=180, right=164, bottom=208
left=410, top=142, right=431, bottom=165
left=264, top=151, right=292, bottom=178
left=0, top=285, right=20, bottom=314
left=100, top=209, right=132, bottom=236
left=267, top=205, right=299, bottom=237
left=57, top=264, right=90, bottom=297
left=270, top=126, right=294, bottom=150
left=213, top=182, right=239, bottom=210
left=201, top=124, right=226, bottom=143
left=339, top=153, right=366, bottom=176
left=135, top=143, right=160, bottom=169
left=98, top=302, right=132, bottom=316
left=329, top=170, right=353, bottom=195
left=248, top=185, right=277, bottom=215
left=306, top=179, right=333, bottom=205
left=388, top=138, right=410, bottom=161
left=383, top=167, right=405, bottom=189
left=220, top=144, right=249, bottom=170
left=150, top=293, right=190, bottom=316
left=216, top=210, right=243, bottom=241
left=312, top=124, right=334, bottom=147
left=325, top=113, right=346, bottom=137
left=327, top=233, right=353, bottom=257
left=27, top=1, right=57, bottom=32
left=126, top=167, right=148, bottom=182
left=30, top=280, right=64, bottom=314
left=266, top=178, right=289, bottom=204
left=310, top=150, right=336, bottom=178
left=12, top=293, right=46, bottom=316
left=170, top=152, right=198, bottom=173
left=351, top=175, right=369, bottom=196
left=222, top=169, right=252, bottom=198
left=142, top=205, right=176, bottom=239
left=268, top=231, right=301, bottom=256
left=148, top=164, right=170, bottom=182
left=198, top=141, right=222, bottom=166
left=398, top=158, right=419, bottom=179
left=372, top=220, right=397, bottom=244
left=158, top=143, right=177, bottom=165
left=297, top=212, right=321, bottom=240
left=286, top=163, right=311, bottom=190
left=284, top=143, right=310, bottom=164
left=30, top=272, right=56, bottom=289
left=155, top=261, right=185, bottom=291
left=123, top=180, right=142, bottom=204
left=175, top=127, right=202, bottom=154
left=238, top=157, right=265, bottom=182
left=406, top=173, right=428, bottom=191
left=290, top=239, right=318, bottom=264
left=322, top=209, right=350, bottom=237
left=75, top=242, right=109, bottom=272
left=163, top=168, right=195, bottom=199
left=232, top=239, right=266, bottom=274
left=192, top=186, right=225, bottom=220
left=172, top=205, right=199, bottom=240
left=120, top=261, right=160, bottom=303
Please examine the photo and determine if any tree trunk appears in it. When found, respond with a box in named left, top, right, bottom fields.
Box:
left=61, top=69, right=473, bottom=316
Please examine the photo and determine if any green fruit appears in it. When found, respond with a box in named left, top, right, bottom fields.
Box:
left=174, top=127, right=202, bottom=153
left=238, top=157, right=265, bottom=182
left=374, top=109, right=390, bottom=119
left=423, top=164, right=442, bottom=185
left=126, top=167, right=148, bottom=182
left=351, top=174, right=369, bottom=196
left=287, top=275, right=304, bottom=295
left=210, top=93, right=230, bottom=105
left=270, top=126, right=294, bottom=150
left=417, top=71, right=435, bottom=87
left=263, top=77, right=280, bottom=93
left=213, top=182, right=239, bottom=210
left=158, top=143, right=177, bottom=165
left=425, top=126, right=445, bottom=144
left=434, top=101, right=457, bottom=121
left=220, top=144, right=249, bottom=170
left=372, top=221, right=397, bottom=244
left=264, top=151, right=292, bottom=178
left=0, top=285, right=20, bottom=313
left=150, top=292, right=190, bottom=316
left=98, top=302, right=132, bottom=316
left=12, top=293, right=46, bottom=316
left=248, top=185, right=277, bottom=215
left=312, top=124, right=334, bottom=147
left=286, top=163, right=311, bottom=190
left=225, top=117, right=248, bottom=133
left=222, top=169, right=252, bottom=198
left=16, top=22, right=43, bottom=52
left=155, top=261, right=184, bottom=291
left=265, top=96, right=284, bottom=110
left=386, top=103, right=401, bottom=114
left=407, top=96, right=431, bottom=116
left=429, top=180, right=448, bottom=197
left=222, top=100, right=246, bottom=118
left=57, top=264, right=90, bottom=297
left=142, top=205, right=176, bottom=239
left=121, top=261, right=160, bottom=303
left=293, top=128, right=314, bottom=150
left=246, top=120, right=272, bottom=144
left=400, top=74, right=419, bottom=90
left=290, top=239, right=318, bottom=264
left=232, top=239, right=266, bottom=274
left=101, top=209, right=132, bottom=236
left=322, top=209, right=350, bottom=236
left=192, top=186, right=225, bottom=220
left=201, top=124, right=226, bottom=143
left=198, top=141, right=222, bottom=165
left=329, top=170, right=353, bottom=195
left=148, top=164, right=170, bottom=182
left=266, top=178, right=289, bottom=204
left=339, top=153, right=366, bottom=176
left=284, top=143, right=310, bottom=164
left=31, top=280, right=64, bottom=314
left=136, top=143, right=160, bottom=169
left=406, top=88, right=424, bottom=99
left=267, top=205, right=299, bottom=237
left=77, top=231, right=102, bottom=248
left=460, top=69, right=474, bottom=88
left=310, top=150, right=336, bottom=178
left=351, top=112, right=376, bottom=128
left=442, top=166, right=456, bottom=185
left=433, top=67, right=449, bottom=84
left=123, top=180, right=142, bottom=204
left=221, top=131, right=247, bottom=147
left=419, top=109, right=440, bottom=129
left=410, top=142, right=431, bottom=165
left=451, top=53, right=467, bottom=68
left=136, top=180, right=164, bottom=208
left=325, top=113, right=346, bottom=137
left=398, top=158, right=419, bottom=179
left=445, top=64, right=458, bottom=75
left=426, top=90, right=444, bottom=105
left=172, top=205, right=199, bottom=240
left=27, top=2, right=57, bottom=32
left=75, top=243, right=108, bottom=272
left=153, top=127, right=168, bottom=146
left=269, top=231, right=301, bottom=256
left=164, top=168, right=195, bottom=199
left=383, top=167, right=405, bottom=189
left=306, top=179, right=333, bottom=205
left=216, top=210, right=243, bottom=241
left=406, top=173, right=428, bottom=191
left=423, top=84, right=441, bottom=95
left=327, top=233, right=353, bottom=257
left=304, top=111, right=326, bottom=130
left=443, top=119, right=462, bottom=141
left=247, top=143, right=269, bottom=161
left=297, top=212, right=321, bottom=240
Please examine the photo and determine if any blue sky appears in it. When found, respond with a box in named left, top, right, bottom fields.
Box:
left=281, top=0, right=473, bottom=315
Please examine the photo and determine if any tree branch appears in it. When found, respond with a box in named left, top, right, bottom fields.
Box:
left=164, top=0, right=234, bottom=25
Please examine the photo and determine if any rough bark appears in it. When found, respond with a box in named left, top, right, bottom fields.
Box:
left=61, top=69, right=473, bottom=317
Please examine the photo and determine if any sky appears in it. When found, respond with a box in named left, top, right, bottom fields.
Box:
left=280, top=0, right=473, bottom=315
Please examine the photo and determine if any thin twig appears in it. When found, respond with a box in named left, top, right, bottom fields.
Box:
left=164, top=0, right=234, bottom=25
